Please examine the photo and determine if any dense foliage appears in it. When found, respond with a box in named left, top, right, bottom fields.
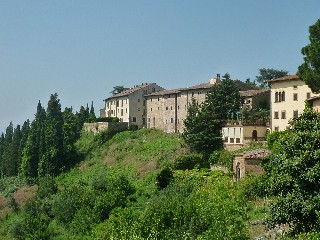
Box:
left=0, top=93, right=96, bottom=179
left=183, top=73, right=241, bottom=154
left=255, top=68, right=289, bottom=87
left=297, top=18, right=320, bottom=93
left=264, top=107, right=320, bottom=234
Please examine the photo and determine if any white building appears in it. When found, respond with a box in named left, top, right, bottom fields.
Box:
left=101, top=83, right=164, bottom=128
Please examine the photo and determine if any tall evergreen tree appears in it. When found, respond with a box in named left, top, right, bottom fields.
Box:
left=39, top=93, right=64, bottom=176
left=183, top=73, right=241, bottom=154
left=2, top=122, right=14, bottom=176
left=63, top=107, right=79, bottom=165
left=21, top=101, right=46, bottom=178
left=18, top=120, right=30, bottom=168
left=0, top=133, right=4, bottom=178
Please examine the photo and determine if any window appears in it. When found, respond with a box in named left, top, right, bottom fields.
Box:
left=132, top=117, right=136, bottom=122
left=171, top=106, right=173, bottom=110
left=293, top=93, right=298, bottom=101
left=158, top=97, right=160, bottom=101
left=116, top=101, right=119, bottom=107
left=121, top=109, right=123, bottom=116
left=274, top=111, right=279, bottom=119
left=158, top=107, right=160, bottom=110
left=152, top=87, right=155, bottom=92
left=138, top=108, right=140, bottom=111
left=281, top=111, right=286, bottom=119
left=166, top=106, right=168, bottom=110
left=126, top=108, right=127, bottom=113
left=293, top=110, right=298, bottom=118
left=293, top=85, right=298, bottom=89
left=138, top=99, right=140, bottom=102
left=281, top=91, right=285, bottom=101
left=275, top=92, right=278, bottom=102
left=171, top=118, right=174, bottom=123
left=274, top=126, right=279, bottom=131
left=143, top=100, right=146, bottom=106
left=150, top=108, right=152, bottom=111
left=121, top=100, right=123, bottom=107
left=307, top=92, right=311, bottom=99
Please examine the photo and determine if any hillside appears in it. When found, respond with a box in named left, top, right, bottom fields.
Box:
left=0, top=128, right=268, bottom=240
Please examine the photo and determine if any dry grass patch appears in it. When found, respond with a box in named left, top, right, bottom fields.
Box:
left=103, top=155, right=116, bottom=166
left=13, top=185, right=37, bottom=209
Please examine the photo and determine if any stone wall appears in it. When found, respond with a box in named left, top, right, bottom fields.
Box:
left=83, top=122, right=128, bottom=134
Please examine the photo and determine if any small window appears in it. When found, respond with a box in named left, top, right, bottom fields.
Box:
left=236, top=138, right=241, bottom=143
left=151, top=108, right=152, bottom=111
left=158, top=97, right=160, bottom=101
left=274, top=111, right=279, bottom=119
left=138, top=99, right=140, bottom=102
left=293, top=85, right=298, bottom=89
left=274, top=126, right=279, bottom=131
left=293, top=110, right=298, bottom=118
left=158, top=107, right=160, bottom=110
left=230, top=138, right=234, bottom=143
left=307, top=92, right=311, bottom=99
left=281, top=91, right=285, bottom=101
left=166, top=107, right=168, bottom=110
left=293, top=93, right=298, bottom=101
left=138, top=108, right=140, bottom=111
left=275, top=92, right=278, bottom=103
left=171, top=106, right=173, bottom=110
left=132, top=117, right=136, bottom=122
left=281, top=111, right=286, bottom=119
left=152, top=87, right=155, bottom=92
left=171, top=118, right=174, bottom=123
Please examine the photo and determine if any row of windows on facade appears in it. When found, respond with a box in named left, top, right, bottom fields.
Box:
left=149, top=105, right=188, bottom=112
left=275, top=91, right=311, bottom=103
left=274, top=110, right=299, bottom=119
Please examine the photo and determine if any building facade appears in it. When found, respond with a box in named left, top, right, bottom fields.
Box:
left=101, top=83, right=164, bottom=128
left=145, top=75, right=254, bottom=133
left=268, top=75, right=318, bottom=131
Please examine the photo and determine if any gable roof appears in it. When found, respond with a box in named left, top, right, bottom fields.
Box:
left=240, top=89, right=270, bottom=97
left=267, top=75, right=300, bottom=83
left=105, top=83, right=155, bottom=100
left=146, top=80, right=255, bottom=97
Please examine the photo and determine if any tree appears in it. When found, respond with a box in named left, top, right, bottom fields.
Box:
left=297, top=19, right=320, bottom=93
left=110, top=86, right=128, bottom=95
left=264, top=107, right=320, bottom=234
left=21, top=101, right=47, bottom=178
left=183, top=73, right=241, bottom=154
left=255, top=68, right=289, bottom=87
left=39, top=93, right=64, bottom=176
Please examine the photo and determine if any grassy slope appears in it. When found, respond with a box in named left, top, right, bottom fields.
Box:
left=0, top=128, right=270, bottom=239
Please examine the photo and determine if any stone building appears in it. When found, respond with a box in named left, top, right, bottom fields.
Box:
left=145, top=75, right=255, bottom=133
left=101, top=83, right=164, bottom=128
left=307, top=95, right=320, bottom=112
left=240, top=89, right=270, bottom=110
left=234, top=148, right=271, bottom=179
left=268, top=75, right=319, bottom=131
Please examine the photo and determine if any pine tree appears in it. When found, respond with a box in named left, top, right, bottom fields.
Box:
left=63, top=107, right=79, bottom=165
left=0, top=133, right=4, bottom=178
left=2, top=122, right=14, bottom=176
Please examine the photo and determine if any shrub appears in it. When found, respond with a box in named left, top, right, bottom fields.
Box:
left=173, top=154, right=209, bottom=170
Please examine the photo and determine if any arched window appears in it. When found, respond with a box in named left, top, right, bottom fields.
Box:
left=275, top=92, right=278, bottom=102
left=282, top=91, right=285, bottom=101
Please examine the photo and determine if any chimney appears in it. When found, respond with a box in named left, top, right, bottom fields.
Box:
left=209, top=73, right=221, bottom=85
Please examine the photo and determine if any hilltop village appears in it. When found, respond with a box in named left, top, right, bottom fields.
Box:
left=95, top=74, right=319, bottom=149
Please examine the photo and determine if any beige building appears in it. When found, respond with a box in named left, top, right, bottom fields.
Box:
left=145, top=75, right=254, bottom=133
left=101, top=83, right=164, bottom=128
left=268, top=75, right=318, bottom=131
left=307, top=96, right=320, bottom=112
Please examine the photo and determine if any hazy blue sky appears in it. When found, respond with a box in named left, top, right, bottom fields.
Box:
left=0, top=0, right=319, bottom=132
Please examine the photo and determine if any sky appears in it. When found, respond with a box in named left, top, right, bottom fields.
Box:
left=0, top=0, right=319, bottom=132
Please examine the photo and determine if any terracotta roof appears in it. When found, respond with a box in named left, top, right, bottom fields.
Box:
left=105, top=83, right=155, bottom=100
left=145, top=88, right=184, bottom=97
left=240, top=89, right=270, bottom=97
left=267, top=75, right=300, bottom=83
left=306, top=95, right=320, bottom=102
left=241, top=148, right=271, bottom=159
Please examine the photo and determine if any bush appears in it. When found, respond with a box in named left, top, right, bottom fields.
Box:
left=209, top=150, right=234, bottom=170
left=173, top=154, right=209, bottom=170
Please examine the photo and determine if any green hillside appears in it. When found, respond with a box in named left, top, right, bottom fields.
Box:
left=0, top=128, right=267, bottom=240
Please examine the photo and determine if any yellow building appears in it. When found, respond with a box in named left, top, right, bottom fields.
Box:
left=268, top=75, right=318, bottom=131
